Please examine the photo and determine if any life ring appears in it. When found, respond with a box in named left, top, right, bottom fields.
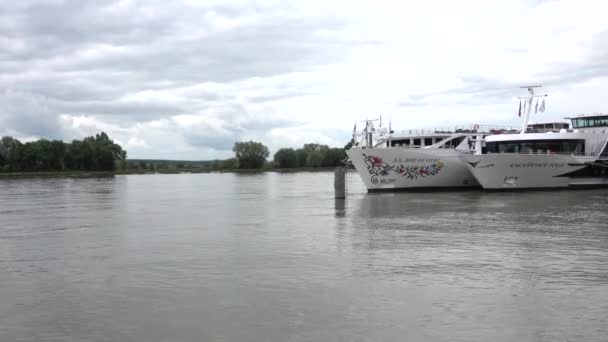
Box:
left=473, top=124, right=480, bottom=131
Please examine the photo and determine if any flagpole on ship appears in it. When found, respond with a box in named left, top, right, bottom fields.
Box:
left=518, top=85, right=547, bottom=134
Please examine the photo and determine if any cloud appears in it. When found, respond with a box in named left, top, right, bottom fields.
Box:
left=0, top=89, right=63, bottom=138
left=1, top=0, right=608, bottom=159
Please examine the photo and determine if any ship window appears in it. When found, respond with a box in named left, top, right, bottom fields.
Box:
left=424, top=138, right=433, bottom=146
left=413, top=138, right=421, bottom=146
left=391, top=139, right=414, bottom=147
left=487, top=139, right=585, bottom=154
left=571, top=116, right=608, bottom=128
left=527, top=122, right=570, bottom=132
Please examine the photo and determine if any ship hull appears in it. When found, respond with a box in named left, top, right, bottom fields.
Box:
left=460, top=153, right=608, bottom=189
left=346, top=148, right=479, bottom=191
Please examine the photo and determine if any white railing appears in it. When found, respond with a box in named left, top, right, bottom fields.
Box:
left=389, top=125, right=518, bottom=136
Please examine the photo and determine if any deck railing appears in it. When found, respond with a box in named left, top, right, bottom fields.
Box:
left=390, top=125, right=518, bottom=136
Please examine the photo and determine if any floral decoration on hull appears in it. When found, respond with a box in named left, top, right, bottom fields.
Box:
left=362, top=154, right=444, bottom=184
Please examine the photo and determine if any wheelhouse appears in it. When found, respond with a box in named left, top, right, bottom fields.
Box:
left=526, top=122, right=569, bottom=133
left=567, top=114, right=608, bottom=129
left=389, top=135, right=450, bottom=147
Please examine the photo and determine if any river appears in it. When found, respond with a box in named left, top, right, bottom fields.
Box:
left=1, top=172, right=607, bottom=341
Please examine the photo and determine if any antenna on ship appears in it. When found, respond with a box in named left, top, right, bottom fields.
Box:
left=518, top=85, right=547, bottom=134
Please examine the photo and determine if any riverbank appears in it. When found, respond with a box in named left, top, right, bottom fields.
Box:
left=0, top=171, right=118, bottom=179
left=0, top=167, right=344, bottom=179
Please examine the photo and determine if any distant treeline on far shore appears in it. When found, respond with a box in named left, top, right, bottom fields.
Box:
left=0, top=134, right=350, bottom=174
left=0, top=133, right=126, bottom=172
left=128, top=142, right=349, bottom=171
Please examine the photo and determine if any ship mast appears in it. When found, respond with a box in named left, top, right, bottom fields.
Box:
left=362, top=117, right=380, bottom=148
left=519, top=85, right=547, bottom=134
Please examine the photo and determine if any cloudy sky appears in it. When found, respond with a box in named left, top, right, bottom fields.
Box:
left=2, top=0, right=608, bottom=159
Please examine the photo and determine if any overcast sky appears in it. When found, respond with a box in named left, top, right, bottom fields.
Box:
left=2, top=0, right=608, bottom=159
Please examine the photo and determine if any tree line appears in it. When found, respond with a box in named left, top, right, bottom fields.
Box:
left=231, top=141, right=347, bottom=170
left=272, top=143, right=346, bottom=169
left=125, top=158, right=238, bottom=171
left=127, top=141, right=348, bottom=171
left=0, top=132, right=127, bottom=172
left=0, top=134, right=348, bottom=173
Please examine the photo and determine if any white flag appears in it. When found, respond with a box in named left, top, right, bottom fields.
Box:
left=539, top=99, right=546, bottom=113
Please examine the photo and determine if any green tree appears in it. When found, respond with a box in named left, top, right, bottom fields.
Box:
left=65, top=139, right=94, bottom=170
left=220, top=158, right=237, bottom=169
left=0, top=132, right=126, bottom=172
left=303, top=143, right=329, bottom=153
left=273, top=148, right=298, bottom=168
left=49, top=140, right=66, bottom=170
left=0, top=137, right=23, bottom=171
left=306, top=150, right=324, bottom=167
left=89, top=132, right=126, bottom=171
left=295, top=148, right=308, bottom=167
left=298, top=143, right=331, bottom=168
left=232, top=141, right=269, bottom=169
left=322, top=148, right=347, bottom=167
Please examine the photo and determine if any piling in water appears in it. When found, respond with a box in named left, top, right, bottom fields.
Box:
left=334, top=166, right=346, bottom=199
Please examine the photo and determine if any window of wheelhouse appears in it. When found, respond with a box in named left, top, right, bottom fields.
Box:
left=571, top=116, right=608, bottom=128
left=424, top=138, right=433, bottom=146
left=527, top=122, right=570, bottom=132
left=390, top=139, right=411, bottom=147
left=413, top=138, right=421, bottom=146
left=486, top=139, right=585, bottom=154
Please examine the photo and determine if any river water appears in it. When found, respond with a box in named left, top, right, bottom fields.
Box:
left=1, top=172, right=607, bottom=342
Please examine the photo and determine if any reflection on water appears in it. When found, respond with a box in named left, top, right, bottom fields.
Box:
left=334, top=199, right=346, bottom=218
left=1, top=173, right=607, bottom=342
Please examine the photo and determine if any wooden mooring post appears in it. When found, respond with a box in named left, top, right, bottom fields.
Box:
left=334, top=166, right=346, bottom=199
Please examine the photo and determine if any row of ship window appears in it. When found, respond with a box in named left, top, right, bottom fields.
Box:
left=571, top=116, right=608, bottom=128
left=389, top=137, right=465, bottom=148
left=390, top=138, right=589, bottom=154
left=485, top=139, right=585, bottom=154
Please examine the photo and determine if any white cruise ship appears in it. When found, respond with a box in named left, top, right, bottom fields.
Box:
left=346, top=120, right=508, bottom=191
left=461, top=87, right=608, bottom=189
